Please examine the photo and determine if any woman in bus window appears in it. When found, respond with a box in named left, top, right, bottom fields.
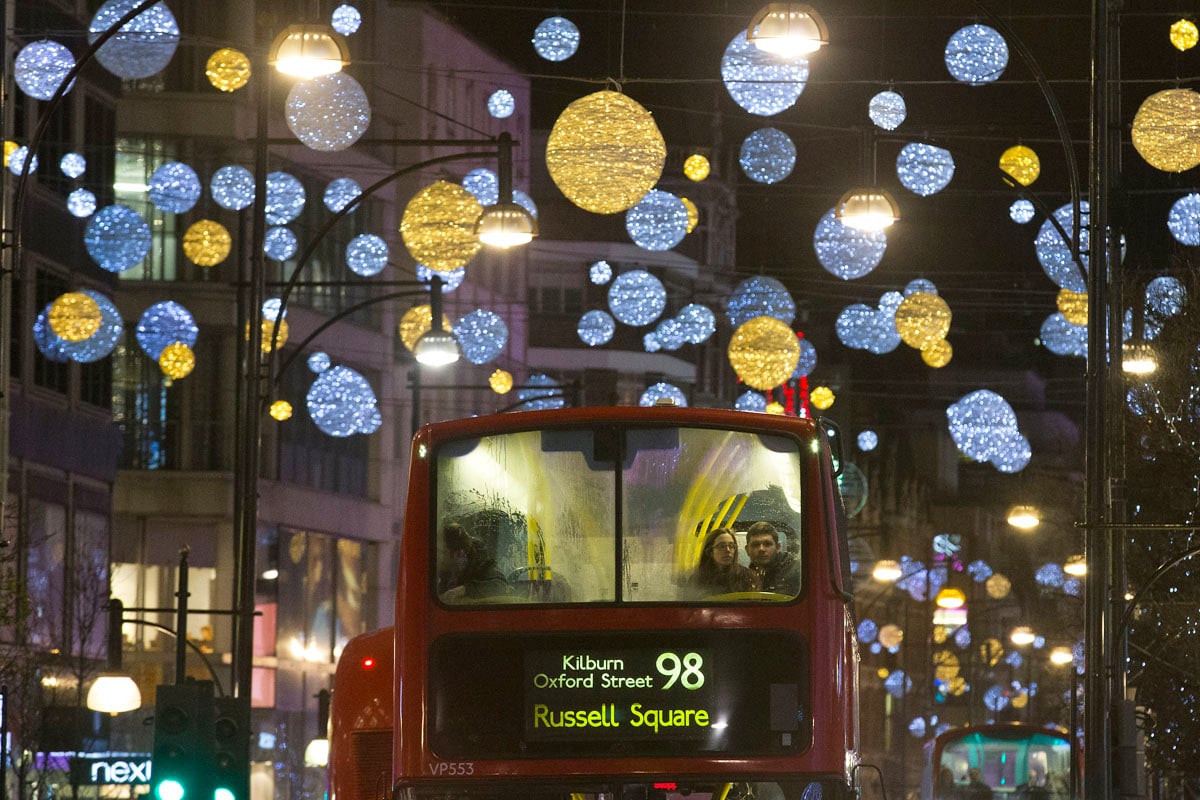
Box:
left=687, top=528, right=754, bottom=597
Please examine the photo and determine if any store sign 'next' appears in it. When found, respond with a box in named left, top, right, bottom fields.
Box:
left=69, top=754, right=153, bottom=785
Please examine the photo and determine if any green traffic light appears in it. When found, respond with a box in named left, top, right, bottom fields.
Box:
left=214, top=788, right=235, bottom=800
left=156, top=779, right=185, bottom=800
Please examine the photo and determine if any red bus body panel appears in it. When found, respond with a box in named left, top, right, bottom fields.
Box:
left=332, top=407, right=858, bottom=798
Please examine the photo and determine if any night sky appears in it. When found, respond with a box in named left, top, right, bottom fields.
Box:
left=425, top=0, right=1200, bottom=425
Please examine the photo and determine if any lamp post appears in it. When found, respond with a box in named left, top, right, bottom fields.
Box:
left=231, top=26, right=536, bottom=714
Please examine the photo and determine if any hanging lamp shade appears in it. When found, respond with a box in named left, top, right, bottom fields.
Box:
left=86, top=673, right=142, bottom=713
left=398, top=305, right=453, bottom=352
left=746, top=3, right=829, bottom=57
left=400, top=181, right=483, bottom=273
left=414, top=329, right=460, bottom=366
left=545, top=90, right=666, bottom=214
left=727, top=315, right=800, bottom=390
left=835, top=187, right=899, bottom=232
left=1131, top=88, right=1200, bottom=173
left=269, top=23, right=349, bottom=79
left=475, top=201, right=537, bottom=247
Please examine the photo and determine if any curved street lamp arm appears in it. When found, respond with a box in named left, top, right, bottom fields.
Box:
left=119, top=617, right=227, bottom=697
left=9, top=0, right=163, bottom=271
left=268, top=147, right=501, bottom=386
left=972, top=0, right=1087, bottom=287
left=271, top=288, right=429, bottom=387
left=1116, top=544, right=1200, bottom=645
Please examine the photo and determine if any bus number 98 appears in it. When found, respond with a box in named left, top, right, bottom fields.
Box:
left=656, top=651, right=705, bottom=690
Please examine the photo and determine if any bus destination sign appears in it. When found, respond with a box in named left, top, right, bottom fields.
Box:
left=524, top=648, right=716, bottom=741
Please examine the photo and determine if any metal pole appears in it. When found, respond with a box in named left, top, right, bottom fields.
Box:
left=0, top=0, right=14, bottom=548
left=232, top=42, right=270, bottom=703
left=411, top=363, right=422, bottom=442
left=1, top=684, right=8, bottom=800
left=1084, top=0, right=1114, bottom=798
left=175, top=548, right=190, bottom=685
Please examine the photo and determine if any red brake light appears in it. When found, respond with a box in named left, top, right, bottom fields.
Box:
left=361, top=657, right=376, bottom=669
left=653, top=784, right=677, bottom=791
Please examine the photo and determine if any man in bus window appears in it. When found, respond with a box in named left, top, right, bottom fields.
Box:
left=744, top=521, right=800, bottom=595
left=439, top=523, right=508, bottom=601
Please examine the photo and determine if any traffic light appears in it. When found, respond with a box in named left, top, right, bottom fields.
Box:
left=151, top=682, right=214, bottom=800
left=211, top=696, right=251, bottom=800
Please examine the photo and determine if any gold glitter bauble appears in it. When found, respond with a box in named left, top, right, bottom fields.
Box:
left=1057, top=288, right=1088, bottom=325
left=545, top=90, right=666, bottom=214
left=1131, top=88, right=1200, bottom=173
left=1012, top=690, right=1029, bottom=709
left=246, top=318, right=289, bottom=353
left=182, top=219, right=232, bottom=267
left=683, top=153, right=710, bottom=181
left=921, top=338, right=953, bottom=368
left=48, top=292, right=101, bottom=342
left=877, top=623, right=903, bottom=649
left=1170, top=19, right=1199, bottom=51
left=727, top=315, right=800, bottom=390
left=895, top=292, right=952, bottom=350
left=999, top=144, right=1040, bottom=187
left=810, top=385, right=835, bottom=410
left=765, top=401, right=785, bottom=415
left=681, top=196, right=699, bottom=233
left=270, top=400, right=293, bottom=421
left=933, top=650, right=960, bottom=683
left=400, top=180, right=483, bottom=273
left=489, top=369, right=513, bottom=394
left=205, top=48, right=251, bottom=92
left=985, top=572, right=1012, bottom=599
left=3, top=141, right=17, bottom=167
left=979, top=638, right=1003, bottom=667
left=398, top=305, right=453, bottom=352
left=159, top=342, right=195, bottom=379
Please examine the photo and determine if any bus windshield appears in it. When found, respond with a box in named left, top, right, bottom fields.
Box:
left=434, top=425, right=806, bottom=604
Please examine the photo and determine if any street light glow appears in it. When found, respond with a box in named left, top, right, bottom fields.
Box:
left=746, top=3, right=829, bottom=58
left=269, top=24, right=350, bottom=80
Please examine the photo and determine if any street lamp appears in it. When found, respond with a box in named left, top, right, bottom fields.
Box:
left=86, top=598, right=142, bottom=714
left=1121, top=339, right=1156, bottom=375
left=1011, top=626, right=1037, bottom=646
left=872, top=559, right=903, bottom=582
left=268, top=23, right=350, bottom=79
left=1006, top=504, right=1041, bottom=530
left=746, top=3, right=829, bottom=57
left=304, top=689, right=331, bottom=768
left=835, top=187, right=900, bottom=232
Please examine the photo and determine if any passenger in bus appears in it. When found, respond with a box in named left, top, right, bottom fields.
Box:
left=744, top=521, right=800, bottom=594
left=964, top=768, right=991, bottom=800
left=439, top=523, right=509, bottom=601
left=687, top=528, right=755, bottom=597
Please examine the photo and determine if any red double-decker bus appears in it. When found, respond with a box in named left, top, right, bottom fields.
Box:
left=330, top=407, right=860, bottom=800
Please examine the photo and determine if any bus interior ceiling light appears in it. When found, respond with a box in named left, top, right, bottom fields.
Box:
left=476, top=201, right=538, bottom=248
left=872, top=559, right=902, bottom=582
left=747, top=3, right=829, bottom=57
left=269, top=23, right=350, bottom=79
